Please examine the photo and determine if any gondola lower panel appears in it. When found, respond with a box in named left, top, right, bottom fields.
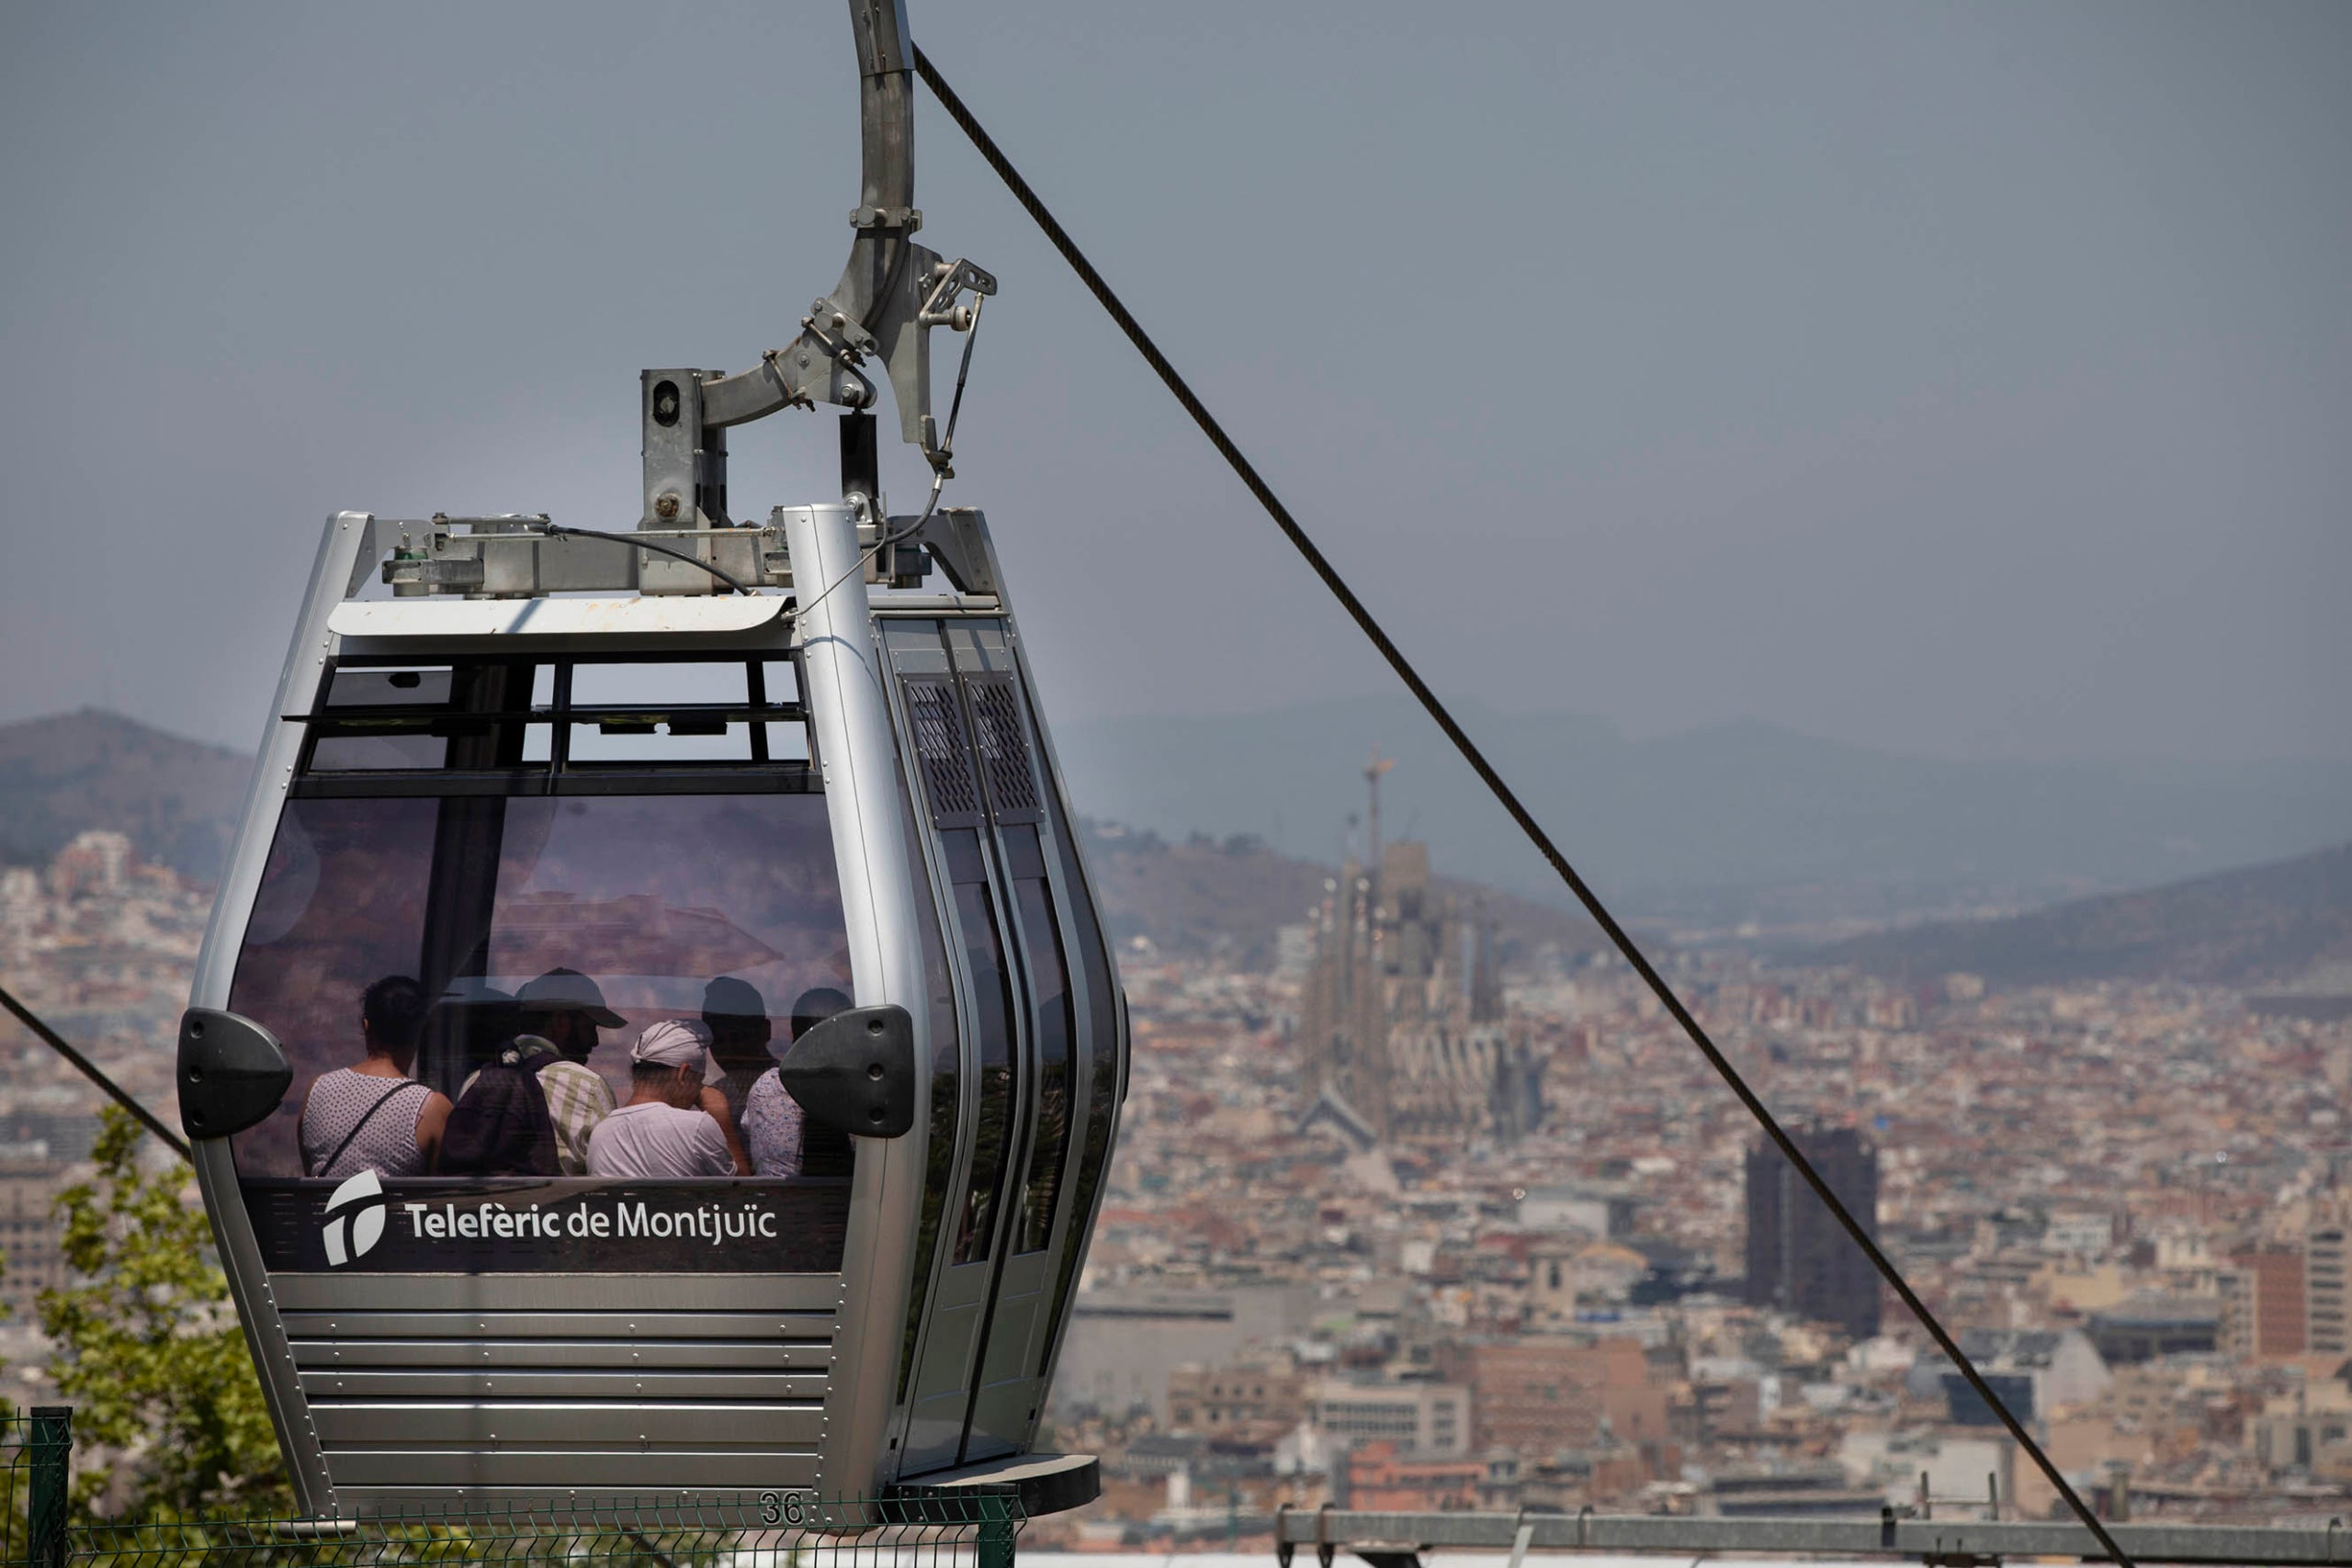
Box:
left=274, top=1270, right=839, bottom=1496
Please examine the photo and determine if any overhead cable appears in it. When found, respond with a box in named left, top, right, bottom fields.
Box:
left=910, top=43, right=2135, bottom=1568
left=0, top=982, right=193, bottom=1163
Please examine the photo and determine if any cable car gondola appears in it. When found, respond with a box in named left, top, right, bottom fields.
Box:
left=175, top=0, right=1122, bottom=1520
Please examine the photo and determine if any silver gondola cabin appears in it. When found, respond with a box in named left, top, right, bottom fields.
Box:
left=175, top=0, right=1124, bottom=1521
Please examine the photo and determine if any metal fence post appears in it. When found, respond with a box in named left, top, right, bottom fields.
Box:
left=976, top=1492, right=1016, bottom=1568
left=28, top=1405, right=70, bottom=1568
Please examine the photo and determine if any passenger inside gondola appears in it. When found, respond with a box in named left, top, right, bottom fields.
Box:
left=297, top=975, right=452, bottom=1179
left=738, top=985, right=853, bottom=1178
left=586, top=1020, right=742, bottom=1179
left=704, top=976, right=775, bottom=1124
left=701, top=976, right=771, bottom=1175
left=439, top=966, right=621, bottom=1176
left=790, top=987, right=858, bottom=1177
left=227, top=789, right=854, bottom=1187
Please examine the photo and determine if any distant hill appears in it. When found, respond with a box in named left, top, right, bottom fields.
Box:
left=1054, top=697, right=2352, bottom=924
left=1080, top=823, right=1603, bottom=969
left=1823, top=842, right=2352, bottom=987
left=0, top=709, right=253, bottom=885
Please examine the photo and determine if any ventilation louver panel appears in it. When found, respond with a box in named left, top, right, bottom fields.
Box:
left=967, top=677, right=1040, bottom=819
left=907, top=678, right=983, bottom=824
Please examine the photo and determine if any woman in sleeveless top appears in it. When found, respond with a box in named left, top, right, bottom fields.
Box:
left=741, top=1067, right=806, bottom=1177
left=301, top=1069, right=438, bottom=1178
left=737, top=984, right=857, bottom=1178
left=296, top=976, right=454, bottom=1179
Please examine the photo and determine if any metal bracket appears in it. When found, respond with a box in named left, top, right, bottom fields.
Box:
left=903, top=506, right=999, bottom=596
left=919, top=258, right=995, bottom=331
left=381, top=553, right=486, bottom=594
left=851, top=204, right=922, bottom=231
left=639, top=371, right=732, bottom=528
left=803, top=300, right=879, bottom=363
left=381, top=514, right=787, bottom=597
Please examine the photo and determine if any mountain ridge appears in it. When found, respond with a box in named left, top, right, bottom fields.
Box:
left=1821, top=841, right=2352, bottom=988
left=10, top=705, right=2347, bottom=986
left=1051, top=695, right=2352, bottom=923
left=0, top=708, right=254, bottom=885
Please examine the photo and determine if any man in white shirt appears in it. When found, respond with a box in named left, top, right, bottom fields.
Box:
left=585, top=1021, right=736, bottom=1179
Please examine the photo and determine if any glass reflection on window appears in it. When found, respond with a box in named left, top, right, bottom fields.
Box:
left=1012, top=873, right=1074, bottom=1255
left=949, top=878, right=1018, bottom=1265
left=229, top=793, right=851, bottom=1185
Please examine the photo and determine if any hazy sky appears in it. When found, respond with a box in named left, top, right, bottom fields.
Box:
left=3, top=2, right=2345, bottom=765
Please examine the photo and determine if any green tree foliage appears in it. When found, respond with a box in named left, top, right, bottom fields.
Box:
left=39, top=1107, right=290, bottom=1518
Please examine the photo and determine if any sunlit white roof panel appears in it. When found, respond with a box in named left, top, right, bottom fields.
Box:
left=326, top=595, right=788, bottom=639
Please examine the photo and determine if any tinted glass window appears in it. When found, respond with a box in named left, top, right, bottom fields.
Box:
left=894, top=760, right=960, bottom=1398
left=224, top=790, right=852, bottom=1274
left=308, top=731, right=454, bottom=771
left=1009, top=832, right=1075, bottom=1255
left=948, top=863, right=1018, bottom=1266
left=324, top=667, right=454, bottom=707
left=300, top=656, right=808, bottom=782
left=1046, top=795, right=1123, bottom=1323
left=567, top=662, right=756, bottom=762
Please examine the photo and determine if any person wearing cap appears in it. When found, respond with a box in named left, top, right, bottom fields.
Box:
left=586, top=1020, right=741, bottom=1179
left=516, top=966, right=625, bottom=1175
left=696, top=977, right=768, bottom=1177
left=703, top=977, right=778, bottom=1120
left=443, top=967, right=621, bottom=1177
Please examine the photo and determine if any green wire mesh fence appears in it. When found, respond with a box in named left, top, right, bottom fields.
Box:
left=6, top=1409, right=1023, bottom=1568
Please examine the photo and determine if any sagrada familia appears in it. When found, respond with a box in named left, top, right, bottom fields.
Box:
left=1297, top=752, right=1546, bottom=1145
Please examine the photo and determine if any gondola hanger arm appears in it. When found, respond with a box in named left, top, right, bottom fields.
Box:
left=694, top=0, right=994, bottom=465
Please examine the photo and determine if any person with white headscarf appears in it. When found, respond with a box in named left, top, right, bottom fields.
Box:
left=585, top=1020, right=742, bottom=1179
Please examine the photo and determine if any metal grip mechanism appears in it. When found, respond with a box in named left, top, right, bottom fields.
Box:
left=665, top=0, right=995, bottom=518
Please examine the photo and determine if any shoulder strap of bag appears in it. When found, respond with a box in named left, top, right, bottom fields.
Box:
left=310, top=1077, right=425, bottom=1179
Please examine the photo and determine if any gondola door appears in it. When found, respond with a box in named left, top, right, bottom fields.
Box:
left=885, top=617, right=1103, bottom=1470
left=886, top=619, right=1035, bottom=1473
left=952, top=623, right=1097, bottom=1463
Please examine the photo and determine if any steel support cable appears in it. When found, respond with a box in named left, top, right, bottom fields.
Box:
left=910, top=44, right=2135, bottom=1568
left=0, top=982, right=193, bottom=1163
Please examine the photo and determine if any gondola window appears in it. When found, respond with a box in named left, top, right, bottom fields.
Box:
left=226, top=656, right=857, bottom=1274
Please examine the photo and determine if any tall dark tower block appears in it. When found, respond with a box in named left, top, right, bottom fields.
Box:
left=1745, top=1124, right=1882, bottom=1340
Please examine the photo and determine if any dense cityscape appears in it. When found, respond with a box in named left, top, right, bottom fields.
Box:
left=1038, top=818, right=2352, bottom=1545
left=3, top=820, right=2350, bottom=1546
